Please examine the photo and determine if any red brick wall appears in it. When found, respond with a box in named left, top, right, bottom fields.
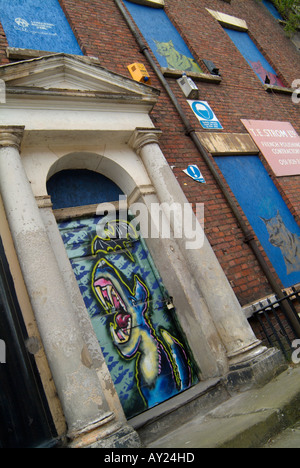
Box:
left=0, top=21, right=8, bottom=64
left=1, top=0, right=299, bottom=306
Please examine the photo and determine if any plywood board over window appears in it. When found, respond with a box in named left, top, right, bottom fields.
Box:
left=0, top=0, right=82, bottom=55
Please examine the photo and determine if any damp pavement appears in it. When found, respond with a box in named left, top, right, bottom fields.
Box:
left=264, top=420, right=300, bottom=448
left=147, top=365, right=300, bottom=449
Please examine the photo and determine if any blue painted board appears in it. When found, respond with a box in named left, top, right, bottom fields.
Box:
left=123, top=1, right=202, bottom=73
left=0, top=0, right=82, bottom=54
left=263, top=0, right=283, bottom=20
left=215, top=155, right=300, bottom=288
left=224, top=28, right=283, bottom=86
left=47, top=170, right=124, bottom=210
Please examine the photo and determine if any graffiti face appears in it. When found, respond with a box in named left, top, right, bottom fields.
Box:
left=93, top=258, right=149, bottom=358
left=92, top=255, right=193, bottom=400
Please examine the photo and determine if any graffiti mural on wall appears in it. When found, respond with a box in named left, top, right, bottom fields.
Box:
left=224, top=28, right=284, bottom=87
left=123, top=1, right=203, bottom=73
left=153, top=40, right=202, bottom=73
left=249, top=61, right=284, bottom=87
left=260, top=211, right=300, bottom=275
left=59, top=215, right=198, bottom=418
left=215, top=155, right=300, bottom=288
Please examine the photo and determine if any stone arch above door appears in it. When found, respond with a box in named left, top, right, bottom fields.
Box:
left=46, top=150, right=147, bottom=202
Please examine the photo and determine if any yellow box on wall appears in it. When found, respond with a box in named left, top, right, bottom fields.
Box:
left=128, top=63, right=151, bottom=85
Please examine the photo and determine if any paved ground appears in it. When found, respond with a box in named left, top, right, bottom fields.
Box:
left=148, top=366, right=300, bottom=449
left=264, top=421, right=300, bottom=448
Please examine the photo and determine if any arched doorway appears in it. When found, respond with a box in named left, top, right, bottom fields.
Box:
left=47, top=168, right=199, bottom=419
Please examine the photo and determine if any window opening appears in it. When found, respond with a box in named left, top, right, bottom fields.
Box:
left=215, top=155, right=300, bottom=288
left=224, top=27, right=284, bottom=86
left=123, top=0, right=203, bottom=74
left=262, top=0, right=284, bottom=20
left=0, top=0, right=82, bottom=55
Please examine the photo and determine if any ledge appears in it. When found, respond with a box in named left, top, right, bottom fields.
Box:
left=161, top=67, right=222, bottom=83
left=264, top=84, right=295, bottom=95
left=196, top=132, right=259, bottom=155
left=206, top=9, right=248, bottom=32
left=243, top=284, right=300, bottom=319
left=6, top=47, right=99, bottom=64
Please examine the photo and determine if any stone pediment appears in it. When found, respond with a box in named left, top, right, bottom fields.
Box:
left=0, top=53, right=159, bottom=101
left=0, top=53, right=158, bottom=136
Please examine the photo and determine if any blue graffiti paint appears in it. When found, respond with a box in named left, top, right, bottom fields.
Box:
left=0, top=0, right=83, bottom=55
left=215, top=155, right=300, bottom=287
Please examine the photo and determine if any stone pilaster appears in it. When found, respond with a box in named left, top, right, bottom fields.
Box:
left=129, top=128, right=271, bottom=373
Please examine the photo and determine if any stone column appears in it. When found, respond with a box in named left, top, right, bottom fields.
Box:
left=0, top=126, right=140, bottom=448
left=129, top=128, right=269, bottom=370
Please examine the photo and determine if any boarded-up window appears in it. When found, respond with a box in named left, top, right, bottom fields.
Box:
left=0, top=0, right=82, bottom=55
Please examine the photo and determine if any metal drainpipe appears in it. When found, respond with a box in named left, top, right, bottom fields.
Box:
left=115, top=0, right=300, bottom=337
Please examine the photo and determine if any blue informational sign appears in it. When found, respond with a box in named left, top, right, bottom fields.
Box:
left=215, top=155, right=300, bottom=288
left=184, top=165, right=206, bottom=183
left=188, top=101, right=223, bottom=129
left=0, top=0, right=83, bottom=55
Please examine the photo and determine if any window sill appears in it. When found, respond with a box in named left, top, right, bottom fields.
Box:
left=6, top=47, right=87, bottom=62
left=161, top=67, right=222, bottom=84
left=264, top=84, right=295, bottom=95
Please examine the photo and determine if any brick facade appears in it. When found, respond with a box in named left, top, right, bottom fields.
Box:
left=1, top=0, right=299, bottom=307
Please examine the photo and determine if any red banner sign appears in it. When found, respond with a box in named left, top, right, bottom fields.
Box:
left=242, top=120, right=300, bottom=177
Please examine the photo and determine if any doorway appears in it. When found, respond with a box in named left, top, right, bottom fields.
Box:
left=47, top=169, right=199, bottom=419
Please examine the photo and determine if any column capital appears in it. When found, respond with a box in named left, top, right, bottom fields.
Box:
left=0, top=126, right=25, bottom=149
left=128, top=127, right=162, bottom=155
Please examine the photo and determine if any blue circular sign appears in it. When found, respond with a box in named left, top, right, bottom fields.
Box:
left=191, top=101, right=214, bottom=121
left=187, top=165, right=201, bottom=179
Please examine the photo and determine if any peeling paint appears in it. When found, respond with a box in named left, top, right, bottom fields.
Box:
left=81, top=344, right=93, bottom=369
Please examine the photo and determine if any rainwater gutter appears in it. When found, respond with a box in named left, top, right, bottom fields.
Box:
left=115, top=0, right=300, bottom=337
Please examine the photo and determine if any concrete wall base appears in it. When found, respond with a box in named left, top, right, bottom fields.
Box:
left=68, top=424, right=141, bottom=449
left=89, top=425, right=142, bottom=449
left=130, top=348, right=288, bottom=447
left=225, top=348, right=288, bottom=394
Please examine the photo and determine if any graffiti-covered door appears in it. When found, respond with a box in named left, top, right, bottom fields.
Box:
left=58, top=214, right=198, bottom=419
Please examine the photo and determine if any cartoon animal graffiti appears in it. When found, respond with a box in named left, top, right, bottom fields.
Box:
left=249, top=60, right=284, bottom=87
left=59, top=214, right=197, bottom=416
left=261, top=211, right=300, bottom=275
left=92, top=256, right=192, bottom=408
left=153, top=39, right=202, bottom=73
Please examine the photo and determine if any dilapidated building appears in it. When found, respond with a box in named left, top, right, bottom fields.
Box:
left=0, top=0, right=299, bottom=448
